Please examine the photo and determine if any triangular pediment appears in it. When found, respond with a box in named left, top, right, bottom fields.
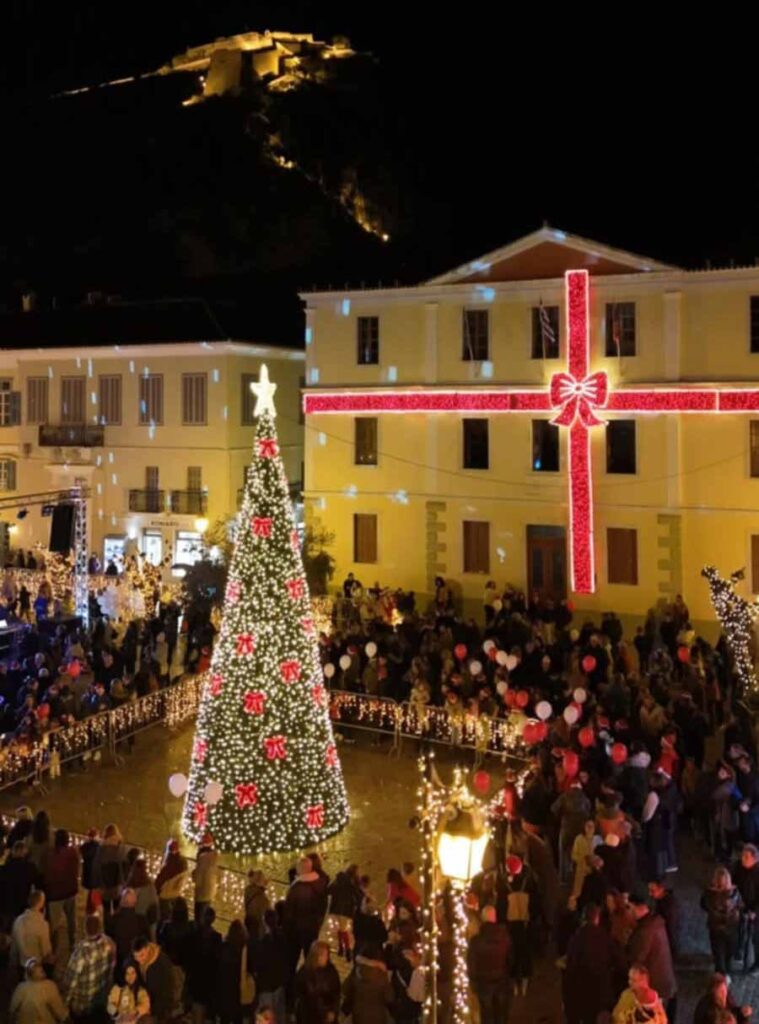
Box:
left=426, top=227, right=679, bottom=285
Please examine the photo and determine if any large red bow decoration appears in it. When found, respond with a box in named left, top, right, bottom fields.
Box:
left=257, top=437, right=279, bottom=459
left=225, top=580, right=241, bottom=604
left=194, top=739, right=208, bottom=764
left=209, top=673, right=223, bottom=697
left=236, top=633, right=256, bottom=656
left=264, top=735, right=287, bottom=760
left=251, top=517, right=273, bottom=538
left=286, top=578, right=304, bottom=601
left=235, top=782, right=259, bottom=809
left=301, top=617, right=315, bottom=636
left=243, top=691, right=266, bottom=715
left=193, top=801, right=208, bottom=830
left=325, top=744, right=338, bottom=768
left=549, top=370, right=608, bottom=427
left=311, top=683, right=327, bottom=708
left=280, top=660, right=301, bottom=684
left=305, top=803, right=325, bottom=829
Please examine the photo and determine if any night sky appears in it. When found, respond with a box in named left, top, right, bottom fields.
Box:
left=2, top=1, right=756, bottom=279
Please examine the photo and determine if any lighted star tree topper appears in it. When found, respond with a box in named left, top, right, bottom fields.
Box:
left=182, top=365, right=350, bottom=853
left=702, top=564, right=759, bottom=695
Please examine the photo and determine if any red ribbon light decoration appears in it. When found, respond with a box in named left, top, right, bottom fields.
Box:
left=243, top=691, right=266, bottom=715
left=549, top=371, right=608, bottom=427
left=264, top=735, right=287, bottom=760
left=235, top=782, right=259, bottom=809
left=251, top=517, right=273, bottom=538
left=311, top=683, right=327, bottom=707
left=194, top=739, right=208, bottom=764
left=225, top=580, right=241, bottom=604
left=305, top=803, right=325, bottom=828
left=209, top=673, right=223, bottom=697
left=325, top=743, right=338, bottom=767
left=257, top=437, right=279, bottom=458
left=286, top=578, right=305, bottom=601
left=193, top=801, right=208, bottom=829
left=280, top=660, right=301, bottom=684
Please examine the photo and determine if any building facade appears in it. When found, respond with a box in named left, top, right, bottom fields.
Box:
left=302, top=228, right=759, bottom=631
left=0, top=341, right=304, bottom=567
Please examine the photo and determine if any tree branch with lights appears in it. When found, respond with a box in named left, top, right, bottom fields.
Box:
left=702, top=564, right=759, bottom=695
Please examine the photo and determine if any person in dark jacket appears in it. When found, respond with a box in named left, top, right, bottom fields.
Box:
left=626, top=895, right=678, bottom=1021
left=41, top=828, right=80, bottom=952
left=734, top=843, right=759, bottom=970
left=156, top=896, right=193, bottom=969
left=107, top=889, right=150, bottom=967
left=648, top=879, right=680, bottom=962
left=467, top=905, right=511, bottom=1024
left=693, top=972, right=752, bottom=1024
left=132, top=935, right=175, bottom=1023
left=578, top=854, right=611, bottom=911
left=701, top=865, right=743, bottom=976
left=295, top=940, right=341, bottom=1024
left=80, top=828, right=99, bottom=912
left=284, top=857, right=329, bottom=977
left=215, top=919, right=253, bottom=1024
left=0, top=841, right=39, bottom=926
left=341, top=941, right=394, bottom=1024
left=185, top=906, right=222, bottom=1022
left=327, top=865, right=362, bottom=959
left=251, top=907, right=288, bottom=1024
left=565, top=903, right=626, bottom=1024
left=353, top=895, right=388, bottom=955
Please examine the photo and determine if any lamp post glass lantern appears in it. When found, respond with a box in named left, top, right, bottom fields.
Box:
left=437, top=806, right=489, bottom=883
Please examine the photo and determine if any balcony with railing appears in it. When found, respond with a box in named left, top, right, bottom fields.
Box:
left=170, top=490, right=207, bottom=515
left=128, top=489, right=165, bottom=513
left=39, top=424, right=105, bottom=447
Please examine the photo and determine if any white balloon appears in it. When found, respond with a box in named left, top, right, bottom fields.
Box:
left=482, top=639, right=495, bottom=653
left=563, top=705, right=580, bottom=726
left=573, top=687, right=588, bottom=704
left=339, top=654, right=351, bottom=671
left=365, top=641, right=378, bottom=658
left=504, top=654, right=518, bottom=672
left=536, top=700, right=553, bottom=721
left=496, top=650, right=509, bottom=666
left=323, top=663, right=336, bottom=679
left=204, top=781, right=224, bottom=806
left=496, top=680, right=508, bottom=696
left=469, top=660, right=483, bottom=676
left=168, top=773, right=188, bottom=798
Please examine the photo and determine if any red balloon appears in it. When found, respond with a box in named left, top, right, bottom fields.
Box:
left=522, top=722, right=537, bottom=745
left=505, top=689, right=518, bottom=708
left=677, top=645, right=691, bottom=664
left=563, top=751, right=580, bottom=777
left=533, top=721, right=548, bottom=742
left=473, top=770, right=491, bottom=794
left=516, top=690, right=529, bottom=708
left=611, top=742, right=628, bottom=765
left=581, top=655, right=597, bottom=674
left=578, top=726, right=595, bottom=748
left=454, top=644, right=467, bottom=661
left=67, top=661, right=81, bottom=678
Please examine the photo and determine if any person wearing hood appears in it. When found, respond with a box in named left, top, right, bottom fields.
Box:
left=341, top=941, right=394, bottom=1024
left=132, top=934, right=175, bottom=1022
left=192, top=831, right=219, bottom=922
left=467, top=905, right=511, bottom=1024
left=155, top=838, right=189, bottom=921
left=612, top=964, right=667, bottom=1024
left=284, top=856, right=329, bottom=977
left=295, top=940, right=341, bottom=1024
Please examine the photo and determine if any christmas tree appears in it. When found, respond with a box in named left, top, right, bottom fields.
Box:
left=182, top=366, right=350, bottom=854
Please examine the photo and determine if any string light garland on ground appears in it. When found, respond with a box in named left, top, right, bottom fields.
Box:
left=702, top=564, right=759, bottom=694
left=182, top=365, right=350, bottom=854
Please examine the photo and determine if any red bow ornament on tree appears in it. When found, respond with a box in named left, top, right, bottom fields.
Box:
left=305, top=803, right=325, bottom=829
left=301, top=617, right=315, bottom=636
left=243, top=691, right=266, bottom=715
left=235, top=782, right=259, bottom=809
left=549, top=371, right=608, bottom=427
left=264, top=735, right=287, bottom=760
left=193, top=801, right=208, bottom=830
left=209, top=673, right=224, bottom=697
left=225, top=580, right=241, bottom=604
left=236, top=633, right=256, bottom=656
left=257, top=438, right=279, bottom=459
left=325, top=744, right=338, bottom=768
left=194, top=739, right=208, bottom=764
left=286, top=578, right=304, bottom=601
left=311, top=683, right=327, bottom=708
left=290, top=529, right=300, bottom=552
left=280, top=660, right=301, bottom=684
left=251, top=517, right=273, bottom=539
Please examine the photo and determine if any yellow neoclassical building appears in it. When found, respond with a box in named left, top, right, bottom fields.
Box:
left=302, top=227, right=759, bottom=631
left=0, top=304, right=304, bottom=566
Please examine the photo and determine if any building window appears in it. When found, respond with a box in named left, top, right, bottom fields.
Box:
left=531, top=305, right=560, bottom=359
left=354, top=418, right=378, bottom=466
left=139, top=375, right=163, bottom=425
left=103, top=535, right=126, bottom=567
left=188, top=466, right=202, bottom=492
left=463, top=520, right=489, bottom=573
left=463, top=419, right=489, bottom=469
left=606, top=420, right=636, bottom=474
left=532, top=420, right=559, bottom=472
left=61, top=377, right=85, bottom=424
left=26, top=378, right=48, bottom=425
left=146, top=466, right=159, bottom=491
left=357, top=316, right=379, bottom=365
left=143, top=530, right=162, bottom=566
left=0, top=459, right=16, bottom=492
left=176, top=530, right=203, bottom=567
left=605, top=302, right=636, bottom=356
left=0, top=381, right=20, bottom=427
left=98, top=375, right=122, bottom=425
left=353, top=513, right=377, bottom=563
left=241, top=373, right=256, bottom=425
left=182, top=373, right=207, bottom=425
left=752, top=422, right=759, bottom=478
left=751, top=297, right=759, bottom=354
left=608, top=527, right=638, bottom=584
left=462, top=309, right=489, bottom=361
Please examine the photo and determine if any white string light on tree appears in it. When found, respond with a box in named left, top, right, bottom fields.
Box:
left=702, top=564, right=759, bottom=695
